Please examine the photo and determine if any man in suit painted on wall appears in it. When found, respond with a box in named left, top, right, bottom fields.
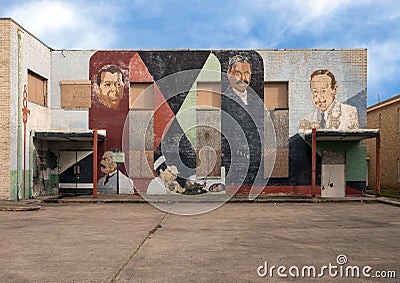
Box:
left=222, top=55, right=264, bottom=187
left=299, top=69, right=359, bottom=133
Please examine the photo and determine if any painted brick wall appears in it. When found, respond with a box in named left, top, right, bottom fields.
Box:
left=258, top=49, right=367, bottom=136
left=87, top=49, right=368, bottom=193
left=258, top=49, right=367, bottom=189
left=0, top=20, right=11, bottom=199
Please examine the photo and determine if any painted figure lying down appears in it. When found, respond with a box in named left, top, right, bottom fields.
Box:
left=147, top=156, right=226, bottom=195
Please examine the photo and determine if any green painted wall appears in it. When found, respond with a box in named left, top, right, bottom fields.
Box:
left=10, top=169, right=32, bottom=200
left=316, top=141, right=366, bottom=181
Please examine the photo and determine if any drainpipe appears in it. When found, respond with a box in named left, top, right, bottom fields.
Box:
left=375, top=132, right=381, bottom=197
left=16, top=29, right=23, bottom=200
left=311, top=128, right=317, bottom=197
left=93, top=129, right=98, bottom=199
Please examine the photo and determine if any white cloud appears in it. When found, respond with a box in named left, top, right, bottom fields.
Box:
left=5, top=0, right=120, bottom=49
left=2, top=0, right=399, bottom=104
left=368, top=38, right=400, bottom=100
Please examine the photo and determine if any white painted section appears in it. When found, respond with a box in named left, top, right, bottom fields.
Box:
left=59, top=183, right=93, bottom=189
left=321, top=164, right=346, bottom=197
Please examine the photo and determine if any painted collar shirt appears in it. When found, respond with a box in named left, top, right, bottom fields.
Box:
left=299, top=99, right=360, bottom=133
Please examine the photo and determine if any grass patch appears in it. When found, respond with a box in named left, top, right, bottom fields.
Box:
left=366, top=191, right=400, bottom=199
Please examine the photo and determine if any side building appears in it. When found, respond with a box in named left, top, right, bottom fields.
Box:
left=367, top=95, right=400, bottom=195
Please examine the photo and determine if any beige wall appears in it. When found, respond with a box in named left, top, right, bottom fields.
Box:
left=367, top=97, right=400, bottom=194
left=0, top=20, right=11, bottom=199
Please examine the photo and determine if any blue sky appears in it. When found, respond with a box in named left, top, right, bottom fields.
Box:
left=2, top=0, right=399, bottom=106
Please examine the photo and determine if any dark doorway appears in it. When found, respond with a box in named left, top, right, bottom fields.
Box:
left=59, top=151, right=93, bottom=195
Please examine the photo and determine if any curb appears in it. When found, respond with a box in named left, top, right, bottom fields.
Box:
left=0, top=205, right=42, bottom=211
left=39, top=196, right=391, bottom=205
left=376, top=197, right=400, bottom=207
left=5, top=195, right=399, bottom=208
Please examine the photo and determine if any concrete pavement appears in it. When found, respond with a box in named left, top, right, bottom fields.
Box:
left=0, top=201, right=399, bottom=282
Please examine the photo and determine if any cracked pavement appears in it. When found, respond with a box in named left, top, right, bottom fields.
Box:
left=0, top=202, right=399, bottom=282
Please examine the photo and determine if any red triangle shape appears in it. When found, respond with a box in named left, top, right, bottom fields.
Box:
left=154, top=83, right=175, bottom=150
left=129, top=53, right=153, bottom=82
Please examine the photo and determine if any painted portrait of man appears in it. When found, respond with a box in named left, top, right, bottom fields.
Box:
left=299, top=69, right=359, bottom=133
left=97, top=150, right=134, bottom=194
left=219, top=53, right=264, bottom=187
left=227, top=55, right=252, bottom=105
left=94, top=65, right=125, bottom=109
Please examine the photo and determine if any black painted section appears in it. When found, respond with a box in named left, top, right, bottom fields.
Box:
left=286, top=134, right=321, bottom=186
left=138, top=51, right=210, bottom=115
left=347, top=181, right=366, bottom=192
left=154, top=118, right=196, bottom=181
left=213, top=50, right=264, bottom=186
left=59, top=153, right=93, bottom=195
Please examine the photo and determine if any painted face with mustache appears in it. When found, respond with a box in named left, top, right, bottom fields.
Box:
left=100, top=151, right=117, bottom=175
left=228, top=61, right=252, bottom=93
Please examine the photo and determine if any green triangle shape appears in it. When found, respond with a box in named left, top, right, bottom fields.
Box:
left=176, top=53, right=221, bottom=148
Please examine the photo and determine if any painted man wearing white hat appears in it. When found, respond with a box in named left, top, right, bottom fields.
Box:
left=146, top=156, right=185, bottom=194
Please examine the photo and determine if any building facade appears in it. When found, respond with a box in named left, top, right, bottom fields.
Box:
left=367, top=95, right=400, bottom=195
left=0, top=18, right=371, bottom=200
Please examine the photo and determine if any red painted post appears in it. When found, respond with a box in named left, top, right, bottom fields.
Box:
left=93, top=129, right=98, bottom=198
left=311, top=128, right=317, bottom=197
left=375, top=133, right=381, bottom=197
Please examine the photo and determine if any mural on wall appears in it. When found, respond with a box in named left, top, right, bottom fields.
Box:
left=97, top=150, right=133, bottom=194
left=215, top=50, right=265, bottom=190
left=88, top=50, right=367, bottom=196
left=299, top=69, right=360, bottom=133
left=90, top=50, right=268, bottom=196
left=94, top=65, right=125, bottom=109
left=89, top=51, right=136, bottom=194
left=146, top=155, right=223, bottom=195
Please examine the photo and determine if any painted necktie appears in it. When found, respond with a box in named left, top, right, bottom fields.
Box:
left=320, top=112, right=325, bottom=128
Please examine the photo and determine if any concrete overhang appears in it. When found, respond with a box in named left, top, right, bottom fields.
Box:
left=31, top=129, right=106, bottom=142
left=304, top=129, right=380, bottom=141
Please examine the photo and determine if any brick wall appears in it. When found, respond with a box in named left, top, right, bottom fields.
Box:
left=0, top=20, right=11, bottom=199
left=367, top=97, right=400, bottom=194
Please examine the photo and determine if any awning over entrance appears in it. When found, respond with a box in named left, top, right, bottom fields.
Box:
left=32, top=129, right=105, bottom=198
left=304, top=128, right=381, bottom=197
left=32, top=129, right=106, bottom=142
left=304, top=129, right=380, bottom=141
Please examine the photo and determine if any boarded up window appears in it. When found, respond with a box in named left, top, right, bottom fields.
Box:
left=265, top=109, right=289, bottom=178
left=197, top=82, right=221, bottom=108
left=196, top=123, right=221, bottom=178
left=265, top=149, right=289, bottom=178
left=130, top=83, right=153, bottom=109
left=60, top=80, right=91, bottom=109
left=28, top=70, right=47, bottom=107
left=264, top=82, right=288, bottom=109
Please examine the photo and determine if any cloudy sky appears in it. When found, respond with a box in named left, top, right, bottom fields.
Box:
left=2, top=0, right=399, bottom=106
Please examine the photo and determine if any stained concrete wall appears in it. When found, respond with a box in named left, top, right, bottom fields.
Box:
left=50, top=50, right=95, bottom=130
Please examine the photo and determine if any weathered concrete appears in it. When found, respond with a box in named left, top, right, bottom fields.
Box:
left=0, top=202, right=398, bottom=282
